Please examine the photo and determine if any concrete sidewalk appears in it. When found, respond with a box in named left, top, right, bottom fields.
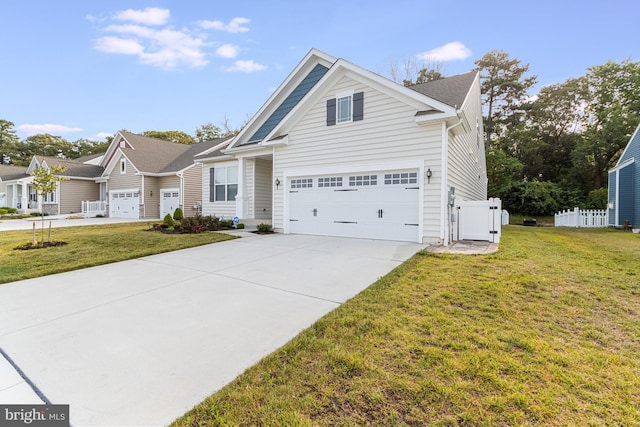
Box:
left=0, top=233, right=425, bottom=426
left=0, top=215, right=155, bottom=232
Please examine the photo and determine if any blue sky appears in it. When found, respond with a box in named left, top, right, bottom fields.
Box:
left=1, top=0, right=638, bottom=141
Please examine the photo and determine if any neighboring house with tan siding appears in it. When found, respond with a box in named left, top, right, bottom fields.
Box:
left=0, top=156, right=104, bottom=215
left=100, top=131, right=231, bottom=219
left=200, top=48, right=486, bottom=244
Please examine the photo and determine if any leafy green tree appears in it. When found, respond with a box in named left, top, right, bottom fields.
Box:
left=194, top=123, right=223, bottom=142
left=68, top=138, right=110, bottom=158
left=577, top=60, right=640, bottom=189
left=521, top=79, right=587, bottom=183
left=475, top=50, right=537, bottom=151
left=486, top=148, right=523, bottom=198
left=31, top=165, right=67, bottom=244
left=143, top=130, right=195, bottom=145
left=0, top=120, right=19, bottom=164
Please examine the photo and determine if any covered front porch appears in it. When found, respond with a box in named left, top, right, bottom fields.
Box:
left=234, top=152, right=274, bottom=223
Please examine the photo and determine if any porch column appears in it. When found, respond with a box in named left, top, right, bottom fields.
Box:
left=235, top=157, right=249, bottom=219
left=20, top=183, right=28, bottom=211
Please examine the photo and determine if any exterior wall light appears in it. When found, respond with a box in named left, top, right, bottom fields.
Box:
left=275, top=178, right=281, bottom=188
left=149, top=190, right=153, bottom=197
left=426, top=168, right=432, bottom=183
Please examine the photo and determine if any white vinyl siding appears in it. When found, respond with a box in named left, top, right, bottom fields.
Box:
left=273, top=75, right=443, bottom=243
left=254, top=158, right=272, bottom=219
left=447, top=78, right=487, bottom=202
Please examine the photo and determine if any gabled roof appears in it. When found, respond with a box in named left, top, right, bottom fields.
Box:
left=75, top=152, right=105, bottom=165
left=163, top=137, right=233, bottom=172
left=228, top=48, right=470, bottom=150
left=194, top=137, right=235, bottom=162
left=0, top=164, right=28, bottom=181
left=408, top=71, right=478, bottom=109
left=112, top=131, right=192, bottom=174
left=34, top=156, right=105, bottom=178
left=102, top=131, right=233, bottom=175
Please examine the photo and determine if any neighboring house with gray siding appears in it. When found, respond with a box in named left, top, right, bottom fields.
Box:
left=608, top=122, right=640, bottom=227
left=100, top=131, right=230, bottom=219
left=200, top=48, right=486, bottom=244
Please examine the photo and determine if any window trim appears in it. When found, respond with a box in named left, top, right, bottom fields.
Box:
left=120, top=158, right=126, bottom=174
left=212, top=165, right=238, bottom=202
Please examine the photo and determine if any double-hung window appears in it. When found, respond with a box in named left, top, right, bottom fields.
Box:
left=336, top=95, right=352, bottom=123
left=210, top=166, right=238, bottom=202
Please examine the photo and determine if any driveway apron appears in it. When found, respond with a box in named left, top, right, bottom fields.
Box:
left=0, top=233, right=425, bottom=426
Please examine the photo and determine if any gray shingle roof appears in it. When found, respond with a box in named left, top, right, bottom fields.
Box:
left=35, top=156, right=105, bottom=178
left=0, top=164, right=28, bottom=181
left=162, top=137, right=233, bottom=172
left=118, top=132, right=234, bottom=174
left=409, top=70, right=478, bottom=108
left=119, top=132, right=192, bottom=174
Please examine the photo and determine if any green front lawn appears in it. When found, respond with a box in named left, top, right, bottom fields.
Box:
left=0, top=222, right=236, bottom=284
left=174, top=226, right=640, bottom=426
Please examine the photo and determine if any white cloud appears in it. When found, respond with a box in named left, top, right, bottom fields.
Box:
left=215, top=44, right=239, bottom=58
left=94, top=36, right=144, bottom=55
left=199, top=17, right=250, bottom=33
left=19, top=124, right=83, bottom=135
left=417, top=41, right=471, bottom=62
left=114, top=7, right=170, bottom=26
left=224, top=59, right=267, bottom=73
left=94, top=24, right=208, bottom=69
left=94, top=132, right=114, bottom=141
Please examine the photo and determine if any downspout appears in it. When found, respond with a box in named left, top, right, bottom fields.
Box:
left=441, top=114, right=464, bottom=246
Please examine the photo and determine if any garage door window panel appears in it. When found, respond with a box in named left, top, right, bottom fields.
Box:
left=349, top=175, right=377, bottom=186
left=384, top=172, right=418, bottom=185
left=318, top=177, right=342, bottom=188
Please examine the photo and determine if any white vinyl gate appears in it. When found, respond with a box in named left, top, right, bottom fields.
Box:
left=454, top=198, right=502, bottom=243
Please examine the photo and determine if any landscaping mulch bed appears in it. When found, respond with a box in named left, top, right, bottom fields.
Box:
left=14, top=241, right=68, bottom=250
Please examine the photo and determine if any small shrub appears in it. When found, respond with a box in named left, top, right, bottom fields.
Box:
left=179, top=214, right=219, bottom=233
left=257, top=223, right=272, bottom=232
left=7, top=207, right=17, bottom=214
left=163, top=213, right=175, bottom=227
left=173, top=208, right=184, bottom=221
left=219, top=219, right=234, bottom=228
left=30, top=212, right=48, bottom=217
left=95, top=214, right=105, bottom=218
left=236, top=223, right=245, bottom=229
left=0, top=208, right=8, bottom=215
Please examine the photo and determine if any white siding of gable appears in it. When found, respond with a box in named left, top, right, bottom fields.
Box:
left=272, top=75, right=444, bottom=243
left=447, top=79, right=487, bottom=202
left=201, top=160, right=238, bottom=219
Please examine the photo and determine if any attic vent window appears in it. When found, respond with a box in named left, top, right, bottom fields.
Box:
left=120, top=159, right=126, bottom=174
left=120, top=140, right=125, bottom=148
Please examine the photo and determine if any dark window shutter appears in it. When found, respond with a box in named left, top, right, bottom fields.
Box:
left=353, top=92, right=364, bottom=121
left=326, top=98, right=336, bottom=126
left=209, top=168, right=215, bottom=202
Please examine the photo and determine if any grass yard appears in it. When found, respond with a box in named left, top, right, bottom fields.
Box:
left=0, top=223, right=236, bottom=284
left=174, top=226, right=640, bottom=426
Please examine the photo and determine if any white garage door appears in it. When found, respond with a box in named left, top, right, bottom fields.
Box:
left=160, top=190, right=179, bottom=219
left=288, top=170, right=420, bottom=242
left=109, top=191, right=140, bottom=219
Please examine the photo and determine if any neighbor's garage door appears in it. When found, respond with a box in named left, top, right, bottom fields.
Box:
left=288, top=170, right=420, bottom=242
left=109, top=191, right=140, bottom=219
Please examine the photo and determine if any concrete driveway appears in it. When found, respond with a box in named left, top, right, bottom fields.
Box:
left=0, top=233, right=425, bottom=426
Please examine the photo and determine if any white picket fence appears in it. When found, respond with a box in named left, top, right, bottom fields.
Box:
left=554, top=207, right=608, bottom=228
left=82, top=200, right=107, bottom=216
